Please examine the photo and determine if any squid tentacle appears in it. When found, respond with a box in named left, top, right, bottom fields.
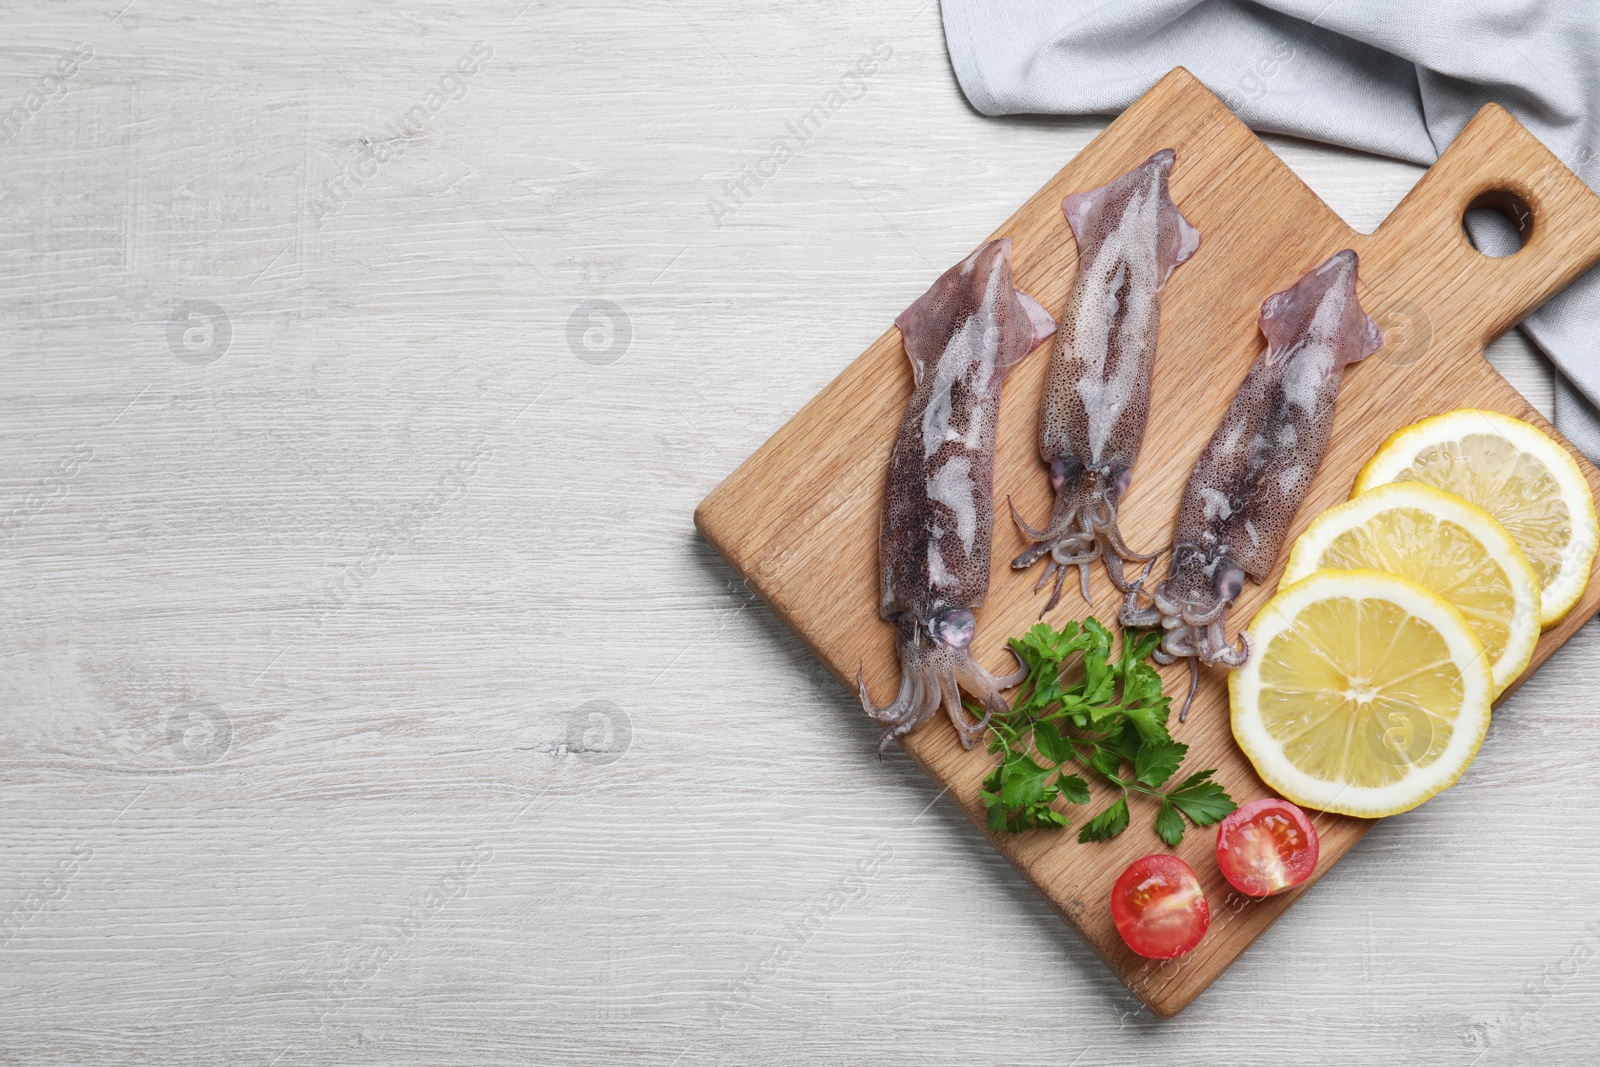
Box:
left=857, top=665, right=913, bottom=726
left=1095, top=512, right=1162, bottom=595
left=943, top=672, right=988, bottom=749
left=1049, top=542, right=1100, bottom=565
left=1016, top=487, right=1160, bottom=610
left=1201, top=624, right=1250, bottom=669
left=954, top=650, right=1021, bottom=734
left=1179, top=596, right=1229, bottom=628
left=860, top=641, right=1026, bottom=755
left=1118, top=556, right=1166, bottom=626
left=994, top=647, right=1029, bottom=690
left=1041, top=534, right=1102, bottom=613
left=1118, top=574, right=1248, bottom=722
left=860, top=663, right=935, bottom=755
left=1099, top=517, right=1161, bottom=566
left=1045, top=560, right=1072, bottom=616
left=1008, top=496, right=1066, bottom=546
left=1179, top=657, right=1200, bottom=723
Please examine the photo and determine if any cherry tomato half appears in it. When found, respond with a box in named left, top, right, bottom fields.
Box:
left=1214, top=797, right=1319, bottom=897
left=1110, top=854, right=1210, bottom=959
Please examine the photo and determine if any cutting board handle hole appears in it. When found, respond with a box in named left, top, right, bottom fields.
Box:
left=1463, top=189, right=1534, bottom=258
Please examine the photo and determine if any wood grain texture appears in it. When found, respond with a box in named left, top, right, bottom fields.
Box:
left=696, top=69, right=1600, bottom=1017
left=4, top=2, right=1600, bottom=1063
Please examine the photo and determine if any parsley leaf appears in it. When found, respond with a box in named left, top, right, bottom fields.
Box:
left=1122, top=702, right=1171, bottom=746
left=1166, top=771, right=1238, bottom=826
left=1078, top=796, right=1130, bottom=843
left=1134, top=738, right=1188, bottom=788
left=1031, top=720, right=1078, bottom=765
left=1087, top=743, right=1124, bottom=781
left=1154, top=800, right=1186, bottom=847
left=999, top=753, right=1056, bottom=808
left=1056, top=773, right=1091, bottom=806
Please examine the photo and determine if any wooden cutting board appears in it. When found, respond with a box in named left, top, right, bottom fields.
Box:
left=693, top=67, right=1600, bottom=1016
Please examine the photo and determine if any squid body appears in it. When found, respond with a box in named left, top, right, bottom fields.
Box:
left=1013, top=149, right=1200, bottom=610
left=1122, top=249, right=1384, bottom=719
left=859, top=238, right=1057, bottom=753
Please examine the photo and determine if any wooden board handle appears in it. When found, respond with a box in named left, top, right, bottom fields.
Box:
left=1366, top=103, right=1600, bottom=344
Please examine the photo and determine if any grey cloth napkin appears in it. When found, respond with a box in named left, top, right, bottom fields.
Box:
left=940, top=0, right=1600, bottom=457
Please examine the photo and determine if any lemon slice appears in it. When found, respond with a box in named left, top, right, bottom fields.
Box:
left=1230, top=569, right=1493, bottom=818
left=1282, top=482, right=1539, bottom=697
left=1354, top=409, right=1597, bottom=626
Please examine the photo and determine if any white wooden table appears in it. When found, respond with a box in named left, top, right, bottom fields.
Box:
left=2, top=2, right=1596, bottom=1063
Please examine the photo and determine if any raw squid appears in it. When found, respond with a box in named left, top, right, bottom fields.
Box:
left=1122, top=249, right=1383, bottom=720
left=859, top=238, right=1058, bottom=753
left=1012, top=149, right=1200, bottom=611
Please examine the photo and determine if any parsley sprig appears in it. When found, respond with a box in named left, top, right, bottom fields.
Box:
left=976, top=618, right=1236, bottom=845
